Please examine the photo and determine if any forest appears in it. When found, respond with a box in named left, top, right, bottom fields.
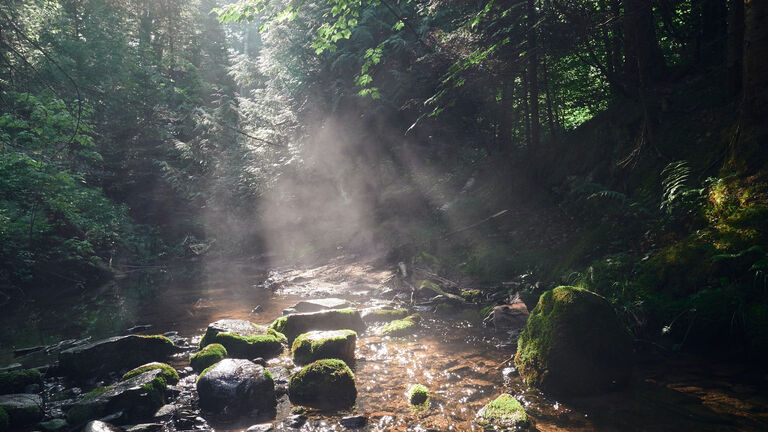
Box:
left=1, top=0, right=767, bottom=431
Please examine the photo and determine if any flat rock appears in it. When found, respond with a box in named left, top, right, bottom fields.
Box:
left=291, top=330, right=356, bottom=366
left=196, top=359, right=275, bottom=415
left=284, top=298, right=350, bottom=314
left=83, top=420, right=124, bottom=432
left=0, top=394, right=44, bottom=426
left=277, top=309, right=365, bottom=342
left=200, top=320, right=285, bottom=359
left=59, top=335, right=175, bottom=378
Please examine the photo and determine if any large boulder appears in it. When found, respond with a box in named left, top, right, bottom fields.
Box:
left=66, top=369, right=167, bottom=425
left=291, top=330, right=356, bottom=365
left=195, top=359, right=275, bottom=415
left=0, top=369, right=42, bottom=394
left=288, top=359, right=356, bottom=409
left=284, top=298, right=351, bottom=314
left=200, top=319, right=286, bottom=359
left=475, top=394, right=529, bottom=431
left=514, top=286, right=633, bottom=396
left=0, top=394, right=44, bottom=426
left=190, top=343, right=227, bottom=373
left=271, top=309, right=365, bottom=342
left=59, top=335, right=175, bottom=378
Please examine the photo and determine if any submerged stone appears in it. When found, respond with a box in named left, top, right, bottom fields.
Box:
left=0, top=369, right=42, bottom=394
left=274, top=309, right=365, bottom=342
left=291, top=330, right=356, bottom=365
left=200, top=319, right=286, bottom=359
left=66, top=369, right=167, bottom=426
left=288, top=359, right=356, bottom=409
left=476, top=394, right=529, bottom=431
left=196, top=358, right=275, bottom=414
left=58, top=335, right=175, bottom=378
left=190, top=343, right=228, bottom=372
left=0, top=394, right=43, bottom=426
left=514, top=286, right=633, bottom=396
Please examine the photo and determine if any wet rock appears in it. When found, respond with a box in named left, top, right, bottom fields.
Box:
left=288, top=359, right=356, bottom=409
left=189, top=344, right=227, bottom=373
left=476, top=394, right=529, bottom=431
left=59, top=335, right=175, bottom=378
left=246, top=424, right=273, bottom=432
left=487, top=303, right=529, bottom=330
left=514, top=286, right=633, bottom=396
left=285, top=298, right=351, bottom=314
left=271, top=309, right=365, bottom=342
left=0, top=394, right=44, bottom=426
left=0, top=369, right=43, bottom=394
left=285, top=414, right=306, bottom=428
left=340, top=415, right=367, bottom=429
left=66, top=369, right=167, bottom=426
left=38, top=418, right=68, bottom=432
left=124, top=422, right=164, bottom=432
left=122, top=363, right=179, bottom=384
left=291, top=330, right=356, bottom=366
left=195, top=359, right=275, bottom=415
left=200, top=320, right=286, bottom=359
left=83, top=420, right=123, bottom=432
left=152, top=404, right=176, bottom=421
left=381, top=314, right=420, bottom=337
left=360, top=308, right=409, bottom=324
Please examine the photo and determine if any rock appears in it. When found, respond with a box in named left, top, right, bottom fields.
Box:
left=122, top=363, right=179, bottom=384
left=476, top=394, right=529, bottom=431
left=195, top=359, right=275, bottom=414
left=189, top=344, right=227, bottom=373
left=408, top=384, right=429, bottom=405
left=123, top=423, right=163, bottom=432
left=460, top=289, right=484, bottom=303
left=285, top=414, right=306, bottom=428
left=271, top=309, right=366, bottom=342
left=291, top=330, right=356, bottom=366
left=246, top=424, right=273, bottom=432
left=199, top=320, right=286, bottom=359
left=0, top=394, right=43, bottom=426
left=288, top=359, right=356, bottom=409
left=381, top=314, right=420, bottom=337
left=82, top=420, right=123, bottom=432
left=286, top=298, right=351, bottom=314
left=59, top=335, right=175, bottom=378
left=489, top=303, right=529, bottom=330
left=0, top=369, right=43, bottom=394
left=360, top=308, right=409, bottom=324
left=514, top=286, right=633, bottom=396
left=340, top=415, right=367, bottom=429
left=38, top=418, right=68, bottom=432
left=152, top=404, right=176, bottom=421
left=66, top=369, right=167, bottom=425
left=414, top=280, right=464, bottom=302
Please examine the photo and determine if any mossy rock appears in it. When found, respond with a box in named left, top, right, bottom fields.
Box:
left=514, top=286, right=633, bottom=396
left=0, top=369, right=42, bottom=394
left=361, top=308, right=409, bottom=323
left=0, top=407, right=7, bottom=432
left=291, top=330, right=356, bottom=365
left=476, top=394, right=529, bottom=431
left=408, top=384, right=429, bottom=406
left=276, top=309, right=366, bottom=342
left=122, top=362, right=179, bottom=384
left=200, top=319, right=286, bottom=359
left=38, top=418, right=68, bottom=432
left=288, top=359, right=356, bottom=409
left=59, top=335, right=175, bottom=378
left=460, top=289, right=484, bottom=303
left=381, top=314, right=420, bottom=337
left=0, top=394, right=43, bottom=426
left=190, top=343, right=228, bottom=372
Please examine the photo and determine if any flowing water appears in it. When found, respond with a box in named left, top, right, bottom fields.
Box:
left=2, top=258, right=767, bottom=431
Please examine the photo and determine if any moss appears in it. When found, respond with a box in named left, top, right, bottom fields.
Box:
left=363, top=308, right=409, bottom=323
left=0, top=369, right=42, bottom=394
left=197, top=363, right=217, bottom=382
left=381, top=314, right=420, bottom=337
left=460, top=289, right=483, bottom=302
left=263, top=369, right=273, bottom=380
left=408, top=384, right=429, bottom=406
left=190, top=343, right=227, bottom=372
left=139, top=375, right=167, bottom=408
left=122, top=362, right=179, bottom=384
left=270, top=316, right=288, bottom=334
left=0, top=407, right=7, bottom=432
left=82, top=386, right=111, bottom=401
left=476, top=394, right=528, bottom=430
left=137, top=334, right=175, bottom=347
left=288, top=359, right=356, bottom=409
left=200, top=325, right=286, bottom=358
left=291, top=330, right=356, bottom=365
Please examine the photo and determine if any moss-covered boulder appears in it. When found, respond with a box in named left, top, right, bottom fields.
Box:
left=381, top=314, right=421, bottom=337
left=408, top=384, right=429, bottom=406
left=291, top=330, right=356, bottom=365
left=288, top=359, right=356, bottom=409
left=476, top=394, right=529, bottom=431
left=514, top=286, right=633, bottom=396
left=190, top=343, right=227, bottom=372
left=0, top=394, right=43, bottom=426
left=59, top=335, right=175, bottom=378
left=122, top=363, right=179, bottom=384
left=196, top=359, right=275, bottom=414
left=66, top=369, right=167, bottom=426
left=200, top=319, right=286, bottom=359
left=0, top=369, right=42, bottom=394
left=361, top=308, right=409, bottom=324
left=273, top=309, right=366, bottom=342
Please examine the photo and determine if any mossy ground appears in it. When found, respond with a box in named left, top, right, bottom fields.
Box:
left=291, top=330, right=356, bottom=365
left=0, top=369, right=42, bottom=394
left=288, top=359, right=356, bottom=408
left=190, top=343, right=227, bottom=372
left=408, top=384, right=429, bottom=406
left=122, top=362, right=179, bottom=384
left=476, top=394, right=528, bottom=430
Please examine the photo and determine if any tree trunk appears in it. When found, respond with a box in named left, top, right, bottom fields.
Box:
left=726, top=0, right=745, bottom=95
left=622, top=0, right=667, bottom=90
left=527, top=0, right=540, bottom=148
left=741, top=0, right=768, bottom=122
